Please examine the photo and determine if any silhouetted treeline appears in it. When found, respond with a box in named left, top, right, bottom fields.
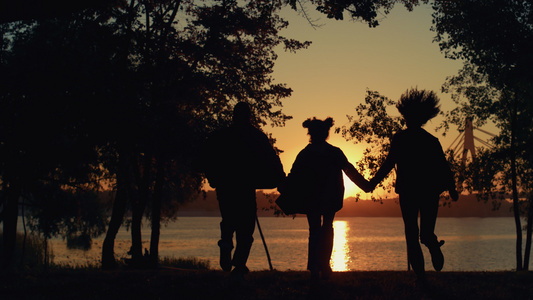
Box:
left=433, top=0, right=533, bottom=271
left=177, top=191, right=513, bottom=218
left=0, top=1, right=304, bottom=269
left=0, top=0, right=435, bottom=270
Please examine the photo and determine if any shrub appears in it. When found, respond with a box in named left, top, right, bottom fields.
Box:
left=0, top=231, right=52, bottom=271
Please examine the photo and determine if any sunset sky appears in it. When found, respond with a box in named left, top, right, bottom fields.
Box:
left=267, top=3, right=466, bottom=198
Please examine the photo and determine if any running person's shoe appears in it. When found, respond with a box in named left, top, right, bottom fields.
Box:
left=428, top=240, right=445, bottom=271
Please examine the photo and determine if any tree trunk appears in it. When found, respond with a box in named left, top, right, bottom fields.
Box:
left=101, top=185, right=128, bottom=269
left=130, top=198, right=147, bottom=263
left=523, top=196, right=533, bottom=270
left=129, top=154, right=151, bottom=264
left=43, top=235, right=49, bottom=272
left=511, top=160, right=523, bottom=271
left=102, top=149, right=135, bottom=269
left=1, top=186, right=20, bottom=269
left=149, top=161, right=165, bottom=265
left=510, top=101, right=523, bottom=271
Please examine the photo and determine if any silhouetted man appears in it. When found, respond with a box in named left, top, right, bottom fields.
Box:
left=368, top=88, right=459, bottom=288
left=204, top=102, right=283, bottom=280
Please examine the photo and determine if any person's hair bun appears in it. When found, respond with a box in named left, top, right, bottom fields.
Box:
left=324, top=117, right=334, bottom=128
left=302, top=117, right=334, bottom=129
left=302, top=119, right=312, bottom=128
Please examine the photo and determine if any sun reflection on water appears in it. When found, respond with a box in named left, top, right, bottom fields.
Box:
left=331, top=220, right=350, bottom=271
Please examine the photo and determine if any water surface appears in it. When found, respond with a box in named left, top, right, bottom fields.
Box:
left=41, top=217, right=522, bottom=271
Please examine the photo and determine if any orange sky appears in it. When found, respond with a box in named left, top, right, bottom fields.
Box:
left=266, top=4, right=465, bottom=198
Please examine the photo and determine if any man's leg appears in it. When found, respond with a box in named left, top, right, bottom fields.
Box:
left=232, top=211, right=255, bottom=273
left=231, top=187, right=257, bottom=277
left=216, top=188, right=235, bottom=272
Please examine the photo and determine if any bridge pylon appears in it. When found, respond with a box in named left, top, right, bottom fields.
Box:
left=462, top=118, right=476, bottom=166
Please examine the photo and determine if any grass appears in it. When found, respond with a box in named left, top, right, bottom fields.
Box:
left=159, top=256, right=211, bottom=270
left=2, top=236, right=532, bottom=299
left=1, top=268, right=532, bottom=299
left=47, top=256, right=211, bottom=272
left=0, top=232, right=51, bottom=271
left=1, top=232, right=211, bottom=272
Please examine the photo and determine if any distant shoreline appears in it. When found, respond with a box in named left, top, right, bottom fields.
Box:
left=175, top=213, right=514, bottom=218
left=179, top=191, right=514, bottom=218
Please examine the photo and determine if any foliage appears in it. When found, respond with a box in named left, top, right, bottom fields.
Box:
left=432, top=0, right=533, bottom=179
left=432, top=0, right=533, bottom=270
left=437, top=62, right=500, bottom=133
left=432, top=0, right=533, bottom=94
left=440, top=64, right=533, bottom=201
left=0, top=0, right=434, bottom=266
left=24, top=184, right=108, bottom=246
left=46, top=256, right=211, bottom=271
left=0, top=232, right=52, bottom=271
left=432, top=0, right=533, bottom=212
left=0, top=15, right=112, bottom=257
left=287, top=0, right=428, bottom=24
left=1, top=0, right=314, bottom=265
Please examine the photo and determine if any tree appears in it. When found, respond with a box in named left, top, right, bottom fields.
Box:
left=1, top=0, right=308, bottom=268
left=100, top=0, right=431, bottom=268
left=0, top=1, right=119, bottom=23
left=290, top=0, right=427, bottom=25
left=0, top=15, right=114, bottom=268
left=432, top=0, right=533, bottom=271
left=0, top=0, right=432, bottom=269
left=98, top=0, right=313, bottom=268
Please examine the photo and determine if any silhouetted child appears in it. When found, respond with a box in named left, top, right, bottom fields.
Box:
left=204, top=102, right=283, bottom=280
left=368, top=88, right=458, bottom=287
left=286, top=117, right=370, bottom=281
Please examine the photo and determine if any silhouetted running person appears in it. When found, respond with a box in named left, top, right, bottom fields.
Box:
left=368, top=89, right=459, bottom=288
left=203, top=102, right=283, bottom=280
left=285, top=117, right=370, bottom=282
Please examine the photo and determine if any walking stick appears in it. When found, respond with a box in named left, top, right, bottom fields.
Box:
left=255, top=215, right=273, bottom=270
left=407, top=244, right=411, bottom=271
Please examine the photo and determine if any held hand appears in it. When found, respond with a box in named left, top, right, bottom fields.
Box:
left=365, top=178, right=378, bottom=193
left=450, top=189, right=459, bottom=202
left=359, top=180, right=374, bottom=193
left=276, top=176, right=288, bottom=194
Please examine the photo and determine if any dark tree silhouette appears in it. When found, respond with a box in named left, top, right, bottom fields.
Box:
left=98, top=0, right=312, bottom=268
left=289, top=0, right=427, bottom=25
left=433, top=0, right=533, bottom=271
left=0, top=15, right=113, bottom=268
left=0, top=0, right=306, bottom=269
left=0, top=1, right=119, bottom=23
left=0, top=0, right=431, bottom=269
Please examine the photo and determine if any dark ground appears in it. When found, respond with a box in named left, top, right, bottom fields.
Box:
left=1, top=268, right=532, bottom=299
